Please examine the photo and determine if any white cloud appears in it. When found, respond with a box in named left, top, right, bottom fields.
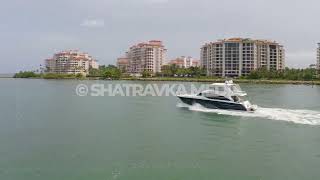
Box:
left=80, top=19, right=105, bottom=28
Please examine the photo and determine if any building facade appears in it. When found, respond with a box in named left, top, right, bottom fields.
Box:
left=45, top=50, right=99, bottom=75
left=200, top=38, right=285, bottom=77
left=169, top=56, right=200, bottom=68
left=116, top=57, right=129, bottom=72
left=126, top=40, right=167, bottom=75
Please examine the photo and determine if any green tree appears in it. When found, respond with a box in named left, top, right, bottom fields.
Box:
left=161, top=65, right=173, bottom=77
left=88, top=67, right=102, bottom=77
left=13, top=71, right=40, bottom=78
left=142, top=70, right=151, bottom=78
left=246, top=67, right=317, bottom=81
left=75, top=73, right=84, bottom=79
left=103, top=65, right=122, bottom=79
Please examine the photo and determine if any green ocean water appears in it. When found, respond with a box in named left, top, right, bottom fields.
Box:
left=1, top=79, right=320, bottom=180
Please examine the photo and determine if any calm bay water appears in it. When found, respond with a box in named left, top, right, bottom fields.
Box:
left=1, top=79, right=320, bottom=180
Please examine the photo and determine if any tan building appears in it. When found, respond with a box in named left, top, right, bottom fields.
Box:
left=201, top=38, right=285, bottom=77
left=116, top=57, right=129, bottom=72
left=169, top=56, right=200, bottom=68
left=192, top=60, right=200, bottom=67
left=45, top=50, right=99, bottom=75
left=126, top=40, right=167, bottom=75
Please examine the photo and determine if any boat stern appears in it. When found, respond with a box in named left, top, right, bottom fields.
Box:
left=242, top=101, right=258, bottom=112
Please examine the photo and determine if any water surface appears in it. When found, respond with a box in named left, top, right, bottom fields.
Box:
left=1, top=79, right=320, bottom=180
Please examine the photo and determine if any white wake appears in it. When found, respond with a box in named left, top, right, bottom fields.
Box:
left=177, top=103, right=320, bottom=125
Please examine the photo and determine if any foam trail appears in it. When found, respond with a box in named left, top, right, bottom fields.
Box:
left=177, top=103, right=320, bottom=125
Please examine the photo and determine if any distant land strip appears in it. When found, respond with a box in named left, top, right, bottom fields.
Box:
left=8, top=75, right=320, bottom=85
left=119, top=77, right=320, bottom=85
left=0, top=74, right=14, bottom=78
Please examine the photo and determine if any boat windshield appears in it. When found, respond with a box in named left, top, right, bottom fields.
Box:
left=230, top=84, right=242, bottom=92
left=232, top=96, right=240, bottom=102
left=231, top=95, right=248, bottom=103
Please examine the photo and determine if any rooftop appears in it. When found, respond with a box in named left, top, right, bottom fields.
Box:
left=46, top=50, right=97, bottom=61
left=203, top=38, right=281, bottom=46
left=117, top=57, right=129, bottom=64
left=130, top=40, right=164, bottom=49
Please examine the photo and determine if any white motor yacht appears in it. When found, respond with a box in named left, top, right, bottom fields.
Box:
left=177, top=80, right=257, bottom=111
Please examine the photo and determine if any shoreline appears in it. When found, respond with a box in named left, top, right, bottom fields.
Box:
left=120, top=78, right=320, bottom=85
left=8, top=77, right=320, bottom=85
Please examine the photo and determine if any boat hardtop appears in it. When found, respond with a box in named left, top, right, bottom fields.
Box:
left=205, top=80, right=247, bottom=100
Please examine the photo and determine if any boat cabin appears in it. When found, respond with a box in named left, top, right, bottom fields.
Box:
left=197, top=81, right=247, bottom=102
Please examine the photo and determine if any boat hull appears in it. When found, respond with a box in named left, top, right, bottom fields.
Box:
left=178, top=96, right=248, bottom=111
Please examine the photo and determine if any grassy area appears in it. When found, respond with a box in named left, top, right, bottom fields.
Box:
left=42, top=73, right=85, bottom=79
left=13, top=72, right=86, bottom=80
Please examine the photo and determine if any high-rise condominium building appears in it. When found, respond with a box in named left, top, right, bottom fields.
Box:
left=45, top=50, right=99, bottom=75
left=200, top=38, right=285, bottom=77
left=169, top=56, right=200, bottom=68
left=317, top=43, right=320, bottom=72
left=116, top=57, right=129, bottom=72
left=126, top=40, right=167, bottom=75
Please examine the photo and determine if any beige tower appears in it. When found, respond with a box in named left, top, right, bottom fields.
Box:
left=200, top=38, right=285, bottom=77
left=126, top=40, right=167, bottom=75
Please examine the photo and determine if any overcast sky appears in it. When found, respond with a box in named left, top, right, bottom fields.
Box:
left=1, top=0, right=319, bottom=73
